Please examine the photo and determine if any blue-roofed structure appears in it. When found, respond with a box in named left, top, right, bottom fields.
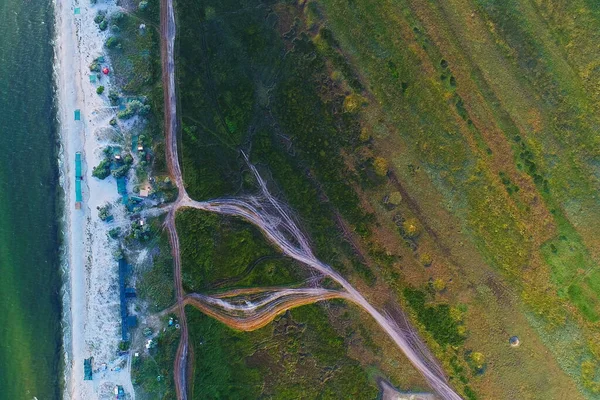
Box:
left=118, top=258, right=137, bottom=341
left=75, top=152, right=83, bottom=209
left=116, top=177, right=128, bottom=204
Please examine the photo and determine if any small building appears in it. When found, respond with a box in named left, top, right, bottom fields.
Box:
left=139, top=186, right=151, bottom=197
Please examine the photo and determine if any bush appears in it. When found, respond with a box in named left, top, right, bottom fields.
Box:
left=105, top=37, right=120, bottom=49
left=92, top=159, right=111, bottom=180
left=99, top=20, right=108, bottom=31
left=118, top=100, right=150, bottom=119
left=138, top=1, right=149, bottom=10
left=108, top=227, right=121, bottom=239
left=402, top=218, right=421, bottom=238
left=96, top=86, right=105, bottom=95
left=89, top=61, right=100, bottom=72
left=117, top=108, right=134, bottom=120
left=108, top=90, right=119, bottom=105
left=110, top=25, right=120, bottom=33
left=98, top=203, right=112, bottom=221
left=373, top=157, right=388, bottom=176
left=94, top=13, right=105, bottom=24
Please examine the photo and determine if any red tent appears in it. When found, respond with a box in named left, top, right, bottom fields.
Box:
left=102, top=67, right=110, bottom=75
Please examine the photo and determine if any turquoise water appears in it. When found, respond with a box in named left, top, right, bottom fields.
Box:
left=0, top=0, right=62, bottom=398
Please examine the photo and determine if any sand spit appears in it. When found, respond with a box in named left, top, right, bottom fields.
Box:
left=56, top=0, right=136, bottom=398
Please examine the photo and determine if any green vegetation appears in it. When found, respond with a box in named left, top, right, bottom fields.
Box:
left=404, top=288, right=464, bottom=347
left=186, top=304, right=377, bottom=399
left=176, top=209, right=304, bottom=292
left=132, top=317, right=179, bottom=399
left=96, top=85, right=104, bottom=95
left=92, top=158, right=111, bottom=180
left=140, top=0, right=600, bottom=397
left=138, top=219, right=174, bottom=312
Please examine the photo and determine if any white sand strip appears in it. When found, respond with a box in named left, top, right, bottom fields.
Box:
left=56, top=0, right=135, bottom=398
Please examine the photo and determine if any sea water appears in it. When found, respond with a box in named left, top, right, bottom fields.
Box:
left=0, top=0, right=62, bottom=398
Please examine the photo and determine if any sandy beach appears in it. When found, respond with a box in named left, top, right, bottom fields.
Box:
left=56, top=0, right=136, bottom=398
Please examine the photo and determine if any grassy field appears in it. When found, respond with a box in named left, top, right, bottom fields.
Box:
left=132, top=0, right=600, bottom=397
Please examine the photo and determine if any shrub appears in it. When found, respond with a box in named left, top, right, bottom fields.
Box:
left=96, top=86, right=105, bottom=95
left=118, top=100, right=150, bottom=119
left=388, top=191, right=402, bottom=205
left=94, top=13, right=105, bottom=24
left=117, top=108, right=134, bottom=120
left=99, top=20, right=108, bottom=31
left=105, top=37, right=120, bottom=49
left=98, top=203, right=112, bottom=221
left=432, top=278, right=446, bottom=292
left=108, top=90, right=119, bottom=105
left=112, top=164, right=130, bottom=178
left=110, top=25, right=120, bottom=33
left=373, top=157, right=388, bottom=176
left=419, top=253, right=432, bottom=267
left=108, top=227, right=121, bottom=239
left=343, top=93, right=367, bottom=113
left=111, top=11, right=125, bottom=24
left=402, top=218, right=421, bottom=238
left=138, top=1, right=149, bottom=10
left=89, top=61, right=100, bottom=72
left=470, top=352, right=485, bottom=370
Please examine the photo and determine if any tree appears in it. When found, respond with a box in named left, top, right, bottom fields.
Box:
left=138, top=1, right=149, bottom=10
left=96, top=86, right=105, bottom=95
left=92, top=159, right=111, bottom=180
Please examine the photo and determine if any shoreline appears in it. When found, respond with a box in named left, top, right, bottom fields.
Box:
left=56, top=0, right=135, bottom=398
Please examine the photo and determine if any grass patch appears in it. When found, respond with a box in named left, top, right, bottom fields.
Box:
left=176, top=208, right=304, bottom=292
left=186, top=303, right=378, bottom=399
